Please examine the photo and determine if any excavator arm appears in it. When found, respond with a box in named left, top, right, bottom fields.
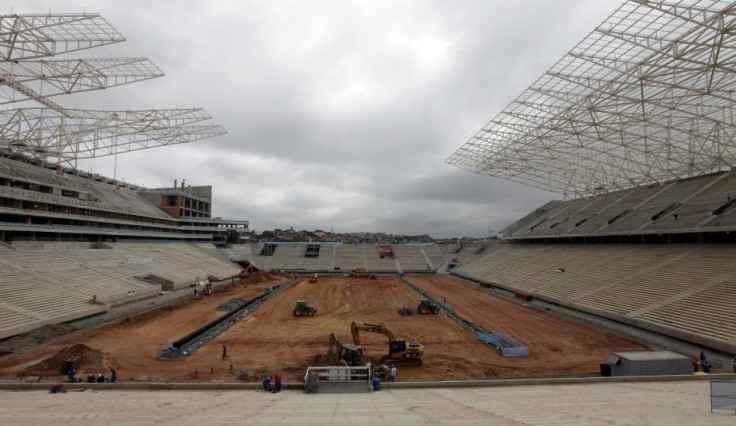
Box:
left=239, top=264, right=254, bottom=277
left=327, top=333, right=340, bottom=363
left=350, top=321, right=424, bottom=367
left=327, top=332, right=368, bottom=367
left=350, top=321, right=395, bottom=346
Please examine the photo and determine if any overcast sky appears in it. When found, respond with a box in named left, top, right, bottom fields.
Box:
left=15, top=0, right=624, bottom=238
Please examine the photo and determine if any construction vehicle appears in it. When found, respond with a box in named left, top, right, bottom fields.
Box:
left=327, top=332, right=369, bottom=366
left=294, top=300, right=317, bottom=316
left=350, top=321, right=423, bottom=367
left=349, top=268, right=369, bottom=278
left=203, top=282, right=214, bottom=295
left=417, top=298, right=440, bottom=314
left=238, top=264, right=254, bottom=278
left=309, top=274, right=318, bottom=283
left=326, top=333, right=390, bottom=378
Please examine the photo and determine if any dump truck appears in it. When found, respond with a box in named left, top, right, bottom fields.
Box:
left=294, top=300, right=317, bottom=316
left=350, top=321, right=423, bottom=367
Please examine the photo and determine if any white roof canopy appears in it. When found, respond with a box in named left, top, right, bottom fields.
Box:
left=0, top=12, right=225, bottom=168
left=447, top=0, right=736, bottom=198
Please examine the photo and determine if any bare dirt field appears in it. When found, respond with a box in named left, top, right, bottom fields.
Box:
left=0, top=273, right=647, bottom=383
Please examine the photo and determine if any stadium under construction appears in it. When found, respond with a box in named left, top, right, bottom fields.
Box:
left=2, top=2, right=736, bottom=423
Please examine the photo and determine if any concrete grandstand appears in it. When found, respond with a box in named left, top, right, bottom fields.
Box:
left=1, top=1, right=736, bottom=362
left=446, top=0, right=736, bottom=360
left=2, top=4, right=736, bottom=422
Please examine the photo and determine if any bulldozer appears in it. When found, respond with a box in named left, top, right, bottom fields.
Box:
left=417, top=298, right=440, bottom=314
left=349, top=268, right=369, bottom=278
left=350, top=321, right=423, bottom=367
left=293, top=300, right=317, bottom=316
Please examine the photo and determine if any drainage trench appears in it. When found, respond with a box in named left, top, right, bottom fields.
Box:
left=157, top=278, right=300, bottom=359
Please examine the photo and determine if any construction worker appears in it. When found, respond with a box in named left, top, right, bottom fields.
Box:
left=262, top=376, right=272, bottom=392
left=49, top=383, right=65, bottom=393
left=222, top=344, right=227, bottom=360
left=389, top=366, right=397, bottom=382
left=274, top=375, right=282, bottom=393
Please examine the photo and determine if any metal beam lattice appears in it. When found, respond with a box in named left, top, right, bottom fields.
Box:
left=446, top=0, right=736, bottom=198
left=0, top=13, right=125, bottom=61
left=0, top=12, right=225, bottom=166
left=0, top=108, right=226, bottom=164
left=0, top=58, right=164, bottom=105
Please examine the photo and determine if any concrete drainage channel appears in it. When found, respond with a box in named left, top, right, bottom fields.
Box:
left=445, top=274, right=735, bottom=368
left=157, top=278, right=301, bottom=360
left=398, top=276, right=529, bottom=357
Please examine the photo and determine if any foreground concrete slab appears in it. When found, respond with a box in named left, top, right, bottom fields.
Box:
left=0, top=380, right=734, bottom=425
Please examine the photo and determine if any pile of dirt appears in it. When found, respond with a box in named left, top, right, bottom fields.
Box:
left=0, top=323, right=78, bottom=357
left=21, top=344, right=104, bottom=377
left=216, top=298, right=247, bottom=312
left=240, top=271, right=279, bottom=284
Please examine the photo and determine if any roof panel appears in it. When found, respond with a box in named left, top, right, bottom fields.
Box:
left=448, top=0, right=736, bottom=197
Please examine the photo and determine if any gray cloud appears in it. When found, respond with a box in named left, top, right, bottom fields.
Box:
left=17, top=0, right=622, bottom=238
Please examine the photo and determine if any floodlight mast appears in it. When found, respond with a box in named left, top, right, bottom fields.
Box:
left=447, top=0, right=736, bottom=198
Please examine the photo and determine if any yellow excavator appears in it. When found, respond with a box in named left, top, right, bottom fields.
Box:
left=327, top=332, right=369, bottom=367
left=326, top=333, right=390, bottom=378
left=239, top=264, right=254, bottom=278
left=350, top=321, right=423, bottom=367
left=349, top=268, right=369, bottom=278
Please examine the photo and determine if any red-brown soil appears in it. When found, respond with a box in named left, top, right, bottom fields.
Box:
left=0, top=274, right=647, bottom=383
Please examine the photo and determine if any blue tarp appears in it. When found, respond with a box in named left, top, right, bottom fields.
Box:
left=477, top=331, right=529, bottom=358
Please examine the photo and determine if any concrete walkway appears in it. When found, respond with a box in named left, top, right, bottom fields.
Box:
left=1, top=380, right=734, bottom=425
